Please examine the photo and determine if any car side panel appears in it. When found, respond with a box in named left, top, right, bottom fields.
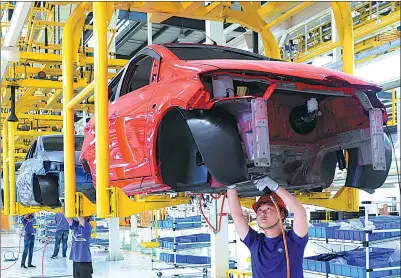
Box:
left=108, top=85, right=155, bottom=181
left=144, top=61, right=207, bottom=176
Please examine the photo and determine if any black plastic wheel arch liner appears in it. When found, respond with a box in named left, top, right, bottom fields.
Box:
left=181, top=110, right=248, bottom=185
left=157, top=109, right=209, bottom=191
left=35, top=175, right=60, bottom=207
left=345, top=133, right=392, bottom=193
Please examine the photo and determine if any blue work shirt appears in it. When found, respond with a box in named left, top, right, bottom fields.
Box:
left=55, top=213, right=70, bottom=231
left=242, top=227, right=308, bottom=278
left=21, top=216, right=35, bottom=238
left=69, top=219, right=92, bottom=262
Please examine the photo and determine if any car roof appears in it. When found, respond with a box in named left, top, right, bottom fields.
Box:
left=157, top=42, right=285, bottom=62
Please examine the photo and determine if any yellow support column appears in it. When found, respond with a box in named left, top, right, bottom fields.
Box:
left=62, top=4, right=87, bottom=218
left=260, top=29, right=281, bottom=59
left=2, top=120, right=9, bottom=215
left=93, top=2, right=111, bottom=218
left=8, top=121, right=17, bottom=215
left=332, top=2, right=355, bottom=74
left=391, top=89, right=396, bottom=126
left=332, top=2, right=358, bottom=208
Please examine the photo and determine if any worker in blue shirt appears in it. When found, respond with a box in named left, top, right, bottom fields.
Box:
left=51, top=213, right=70, bottom=258
left=227, top=176, right=309, bottom=278
left=66, top=215, right=93, bottom=278
left=21, top=213, right=36, bottom=268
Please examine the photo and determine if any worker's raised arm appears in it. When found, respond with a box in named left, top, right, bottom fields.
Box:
left=227, top=187, right=249, bottom=240
left=255, top=177, right=308, bottom=238
left=61, top=206, right=73, bottom=226
left=274, top=187, right=308, bottom=237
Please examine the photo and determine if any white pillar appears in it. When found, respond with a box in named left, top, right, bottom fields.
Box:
left=130, top=214, right=138, bottom=237
left=105, top=218, right=124, bottom=261
left=210, top=197, right=229, bottom=278
left=331, top=10, right=341, bottom=64
left=205, top=20, right=225, bottom=45
left=147, top=14, right=152, bottom=45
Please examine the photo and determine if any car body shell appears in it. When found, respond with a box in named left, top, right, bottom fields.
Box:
left=80, top=43, right=390, bottom=197
left=16, top=135, right=93, bottom=206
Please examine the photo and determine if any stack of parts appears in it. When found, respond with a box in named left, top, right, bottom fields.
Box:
left=308, top=216, right=401, bottom=241
left=156, top=233, right=210, bottom=250
left=152, top=215, right=202, bottom=230
left=303, top=247, right=400, bottom=278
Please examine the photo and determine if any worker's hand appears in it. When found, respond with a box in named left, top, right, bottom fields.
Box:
left=254, top=176, right=280, bottom=192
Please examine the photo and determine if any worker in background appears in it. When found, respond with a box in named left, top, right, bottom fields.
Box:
left=21, top=213, right=36, bottom=268
left=51, top=213, right=70, bottom=259
left=65, top=214, right=93, bottom=278
left=227, top=176, right=309, bottom=278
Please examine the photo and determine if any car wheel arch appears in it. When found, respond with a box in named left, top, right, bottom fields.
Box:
left=155, top=106, right=248, bottom=192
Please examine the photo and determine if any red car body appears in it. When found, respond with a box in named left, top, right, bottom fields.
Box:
left=80, top=43, right=391, bottom=197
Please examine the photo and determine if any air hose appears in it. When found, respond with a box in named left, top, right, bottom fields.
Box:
left=270, top=195, right=290, bottom=278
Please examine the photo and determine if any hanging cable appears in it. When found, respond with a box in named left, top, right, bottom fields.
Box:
left=270, top=195, right=290, bottom=278
left=199, top=193, right=226, bottom=233
left=209, top=192, right=224, bottom=200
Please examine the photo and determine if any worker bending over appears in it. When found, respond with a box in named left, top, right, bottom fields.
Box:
left=21, top=213, right=36, bottom=268
left=227, top=176, right=309, bottom=278
left=65, top=214, right=93, bottom=278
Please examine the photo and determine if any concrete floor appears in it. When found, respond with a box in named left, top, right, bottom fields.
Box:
left=1, top=228, right=214, bottom=278
left=2, top=224, right=390, bottom=278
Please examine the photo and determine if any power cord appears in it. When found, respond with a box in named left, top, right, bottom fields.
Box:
left=1, top=214, right=63, bottom=278
left=1, top=219, right=29, bottom=270
left=270, top=195, right=290, bottom=278
left=199, top=193, right=227, bottom=234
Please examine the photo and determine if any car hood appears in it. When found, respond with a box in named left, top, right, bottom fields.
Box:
left=40, top=151, right=81, bottom=165
left=186, top=60, right=382, bottom=92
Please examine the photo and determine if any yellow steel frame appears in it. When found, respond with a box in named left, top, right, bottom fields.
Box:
left=6, top=1, right=396, bottom=215
left=332, top=2, right=355, bottom=74
left=294, top=3, right=400, bottom=63
left=2, top=121, right=10, bottom=215
left=294, top=187, right=359, bottom=212
left=390, top=88, right=399, bottom=126
left=8, top=122, right=17, bottom=215
left=240, top=187, right=359, bottom=212
left=62, top=2, right=190, bottom=218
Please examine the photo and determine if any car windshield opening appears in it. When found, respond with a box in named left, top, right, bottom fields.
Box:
left=42, top=136, right=84, bottom=151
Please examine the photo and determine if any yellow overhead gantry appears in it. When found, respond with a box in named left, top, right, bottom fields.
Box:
left=59, top=2, right=360, bottom=219
left=4, top=1, right=398, bottom=217
left=61, top=2, right=190, bottom=218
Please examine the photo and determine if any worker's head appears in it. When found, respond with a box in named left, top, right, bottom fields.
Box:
left=253, top=193, right=288, bottom=230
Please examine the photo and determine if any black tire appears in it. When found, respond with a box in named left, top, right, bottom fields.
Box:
left=157, top=272, right=162, bottom=277
left=36, top=175, right=60, bottom=207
